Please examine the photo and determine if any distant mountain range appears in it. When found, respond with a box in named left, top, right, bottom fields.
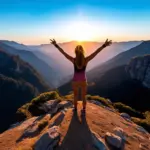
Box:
left=0, top=41, right=61, bottom=88
left=88, top=40, right=150, bottom=81
left=30, top=40, right=142, bottom=71
left=0, top=40, right=143, bottom=88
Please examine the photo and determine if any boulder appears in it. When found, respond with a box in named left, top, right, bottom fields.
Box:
left=105, top=132, right=122, bottom=149
left=22, top=124, right=39, bottom=138
left=89, top=100, right=103, bottom=106
left=120, top=113, right=131, bottom=120
left=113, top=127, right=126, bottom=141
left=9, top=122, right=21, bottom=129
left=49, top=112, right=65, bottom=127
left=34, top=126, right=60, bottom=150
left=38, top=99, right=60, bottom=113
left=139, top=143, right=149, bottom=150
left=92, top=132, right=108, bottom=150
left=57, top=101, right=72, bottom=110
left=104, top=107, right=116, bottom=113
left=136, top=125, right=148, bottom=134
left=17, top=117, right=38, bottom=130
left=131, top=133, right=145, bottom=141
left=107, top=99, right=113, bottom=105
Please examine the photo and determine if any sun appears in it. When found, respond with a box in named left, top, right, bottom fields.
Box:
left=65, top=21, right=95, bottom=42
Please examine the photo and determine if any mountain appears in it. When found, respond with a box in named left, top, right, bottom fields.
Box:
left=0, top=41, right=61, bottom=88
left=0, top=40, right=34, bottom=51
left=0, top=74, right=36, bottom=133
left=0, top=92, right=150, bottom=150
left=0, top=50, right=50, bottom=132
left=0, top=40, right=141, bottom=87
left=87, top=54, right=150, bottom=111
left=0, top=49, right=49, bottom=92
left=88, top=41, right=150, bottom=81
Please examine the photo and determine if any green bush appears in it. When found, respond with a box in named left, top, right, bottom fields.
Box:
left=86, top=95, right=113, bottom=108
left=144, top=111, right=150, bottom=122
left=16, top=108, right=27, bottom=122
left=16, top=91, right=60, bottom=120
left=113, top=102, right=144, bottom=118
left=38, top=120, right=48, bottom=131
left=132, top=117, right=150, bottom=133
left=31, top=91, right=60, bottom=105
left=21, top=103, right=31, bottom=110
left=16, top=106, right=32, bottom=121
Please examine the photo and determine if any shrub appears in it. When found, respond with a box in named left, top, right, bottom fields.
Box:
left=31, top=91, right=60, bottom=105
left=16, top=106, right=32, bottom=122
left=28, top=104, right=46, bottom=116
left=16, top=91, right=60, bottom=120
left=16, top=108, right=27, bottom=122
left=28, top=91, right=60, bottom=116
left=63, top=94, right=74, bottom=101
left=144, top=111, right=150, bottom=122
left=86, top=95, right=113, bottom=108
left=113, top=102, right=144, bottom=118
left=21, top=103, right=31, bottom=110
left=38, top=120, right=48, bottom=131
left=132, top=117, right=150, bottom=133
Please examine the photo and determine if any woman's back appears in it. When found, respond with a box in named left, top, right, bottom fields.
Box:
left=73, top=58, right=87, bottom=82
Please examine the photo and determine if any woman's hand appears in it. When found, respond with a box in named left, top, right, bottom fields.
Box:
left=103, top=39, right=112, bottom=47
left=50, top=39, right=57, bottom=46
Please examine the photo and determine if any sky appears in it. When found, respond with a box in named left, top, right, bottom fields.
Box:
left=0, top=0, right=150, bottom=44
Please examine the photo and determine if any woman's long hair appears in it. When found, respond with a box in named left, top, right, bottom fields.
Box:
left=75, top=45, right=86, bottom=69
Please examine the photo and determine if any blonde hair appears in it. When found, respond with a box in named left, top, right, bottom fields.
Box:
left=74, top=45, right=86, bottom=69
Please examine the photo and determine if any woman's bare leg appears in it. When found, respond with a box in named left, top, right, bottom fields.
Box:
left=72, top=84, right=79, bottom=109
left=81, top=84, right=87, bottom=110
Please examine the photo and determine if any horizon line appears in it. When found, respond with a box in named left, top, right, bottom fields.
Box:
left=0, top=39, right=147, bottom=46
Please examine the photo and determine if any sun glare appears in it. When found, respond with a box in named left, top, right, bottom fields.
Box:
left=65, top=21, right=96, bottom=42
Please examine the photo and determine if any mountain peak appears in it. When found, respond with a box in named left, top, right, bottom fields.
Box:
left=0, top=97, right=150, bottom=150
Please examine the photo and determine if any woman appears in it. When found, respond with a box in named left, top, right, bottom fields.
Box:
left=50, top=39, right=112, bottom=112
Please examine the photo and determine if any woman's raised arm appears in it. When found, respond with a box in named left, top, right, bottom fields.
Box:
left=86, top=39, right=112, bottom=62
left=50, top=39, right=74, bottom=63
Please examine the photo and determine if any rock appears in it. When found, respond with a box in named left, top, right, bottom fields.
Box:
left=34, top=126, right=60, bottom=150
left=107, top=99, right=112, bottom=105
left=105, top=132, right=122, bottom=149
left=104, top=107, right=116, bottom=113
left=136, top=125, right=148, bottom=134
left=126, top=55, right=150, bottom=88
left=89, top=100, right=103, bottom=106
left=58, top=101, right=72, bottom=110
left=17, top=117, right=38, bottom=130
left=9, top=122, right=21, bottom=129
left=139, top=143, right=149, bottom=150
left=23, top=124, right=39, bottom=138
left=92, top=132, right=108, bottom=150
left=113, top=127, right=126, bottom=141
left=38, top=99, right=60, bottom=113
left=50, top=112, right=65, bottom=127
left=120, top=113, right=131, bottom=120
left=132, top=133, right=145, bottom=141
